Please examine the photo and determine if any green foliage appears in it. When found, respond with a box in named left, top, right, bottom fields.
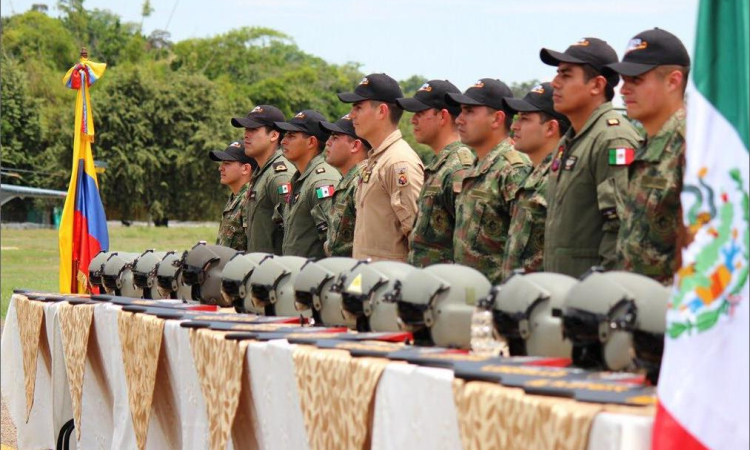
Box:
left=0, top=55, right=43, bottom=173
left=1, top=11, right=78, bottom=70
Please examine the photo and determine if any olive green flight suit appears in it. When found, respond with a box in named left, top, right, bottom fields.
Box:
left=543, top=102, right=641, bottom=277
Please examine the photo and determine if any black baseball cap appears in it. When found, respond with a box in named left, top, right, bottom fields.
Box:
left=396, top=80, right=462, bottom=116
left=540, top=38, right=619, bottom=86
left=209, top=141, right=258, bottom=168
left=319, top=114, right=371, bottom=148
left=445, top=78, right=514, bottom=111
left=503, top=82, right=569, bottom=126
left=274, top=109, right=330, bottom=142
left=605, top=28, right=690, bottom=77
left=231, top=105, right=286, bottom=129
left=337, top=73, right=404, bottom=104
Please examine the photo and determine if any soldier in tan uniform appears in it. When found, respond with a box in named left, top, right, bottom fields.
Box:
left=338, top=73, right=425, bottom=261
left=209, top=140, right=258, bottom=250
left=539, top=37, right=641, bottom=277
left=319, top=114, right=370, bottom=257
left=396, top=79, right=475, bottom=267
left=448, top=78, right=532, bottom=284
left=231, top=104, right=295, bottom=254
left=274, top=110, right=341, bottom=259
left=605, top=28, right=690, bottom=284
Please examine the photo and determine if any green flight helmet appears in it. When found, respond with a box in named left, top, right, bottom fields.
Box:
left=155, top=251, right=193, bottom=302
left=490, top=272, right=576, bottom=358
left=249, top=255, right=312, bottom=318
left=561, top=269, right=666, bottom=371
left=131, top=250, right=168, bottom=299
left=340, top=261, right=415, bottom=332
left=395, top=264, right=492, bottom=349
left=615, top=273, right=670, bottom=384
left=221, top=252, right=271, bottom=314
left=101, top=252, right=142, bottom=298
left=293, top=257, right=360, bottom=327
left=88, top=250, right=111, bottom=289
left=181, top=241, right=239, bottom=306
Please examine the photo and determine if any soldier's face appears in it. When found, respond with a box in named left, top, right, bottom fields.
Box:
left=552, top=63, right=595, bottom=116
left=620, top=69, right=670, bottom=123
left=281, top=131, right=313, bottom=163
left=244, top=127, right=276, bottom=157
left=456, top=105, right=495, bottom=148
left=411, top=109, right=442, bottom=146
left=349, top=100, right=378, bottom=140
left=219, top=161, right=245, bottom=186
left=512, top=112, right=548, bottom=155
left=325, top=133, right=355, bottom=168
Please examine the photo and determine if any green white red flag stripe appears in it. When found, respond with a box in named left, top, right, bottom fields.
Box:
left=316, top=185, right=335, bottom=199
left=652, top=1, right=749, bottom=449
left=608, top=147, right=635, bottom=165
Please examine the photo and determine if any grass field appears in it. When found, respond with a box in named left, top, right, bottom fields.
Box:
left=0, top=225, right=218, bottom=319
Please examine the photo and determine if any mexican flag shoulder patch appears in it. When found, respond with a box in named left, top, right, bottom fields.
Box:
left=278, top=182, right=292, bottom=194
left=315, top=184, right=335, bottom=199
left=608, top=147, right=635, bottom=166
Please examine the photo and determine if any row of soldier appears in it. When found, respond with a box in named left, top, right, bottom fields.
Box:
left=213, top=28, right=688, bottom=286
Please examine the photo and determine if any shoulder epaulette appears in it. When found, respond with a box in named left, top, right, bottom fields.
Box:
left=607, top=118, right=620, bottom=126
left=457, top=147, right=475, bottom=166
left=274, top=162, right=288, bottom=172
left=315, top=167, right=326, bottom=174
left=504, top=150, right=527, bottom=166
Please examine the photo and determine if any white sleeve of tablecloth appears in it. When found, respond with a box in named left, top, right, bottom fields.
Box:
left=372, top=363, right=463, bottom=450
left=46, top=301, right=76, bottom=449
left=0, top=296, right=55, bottom=450
left=174, top=322, right=214, bottom=450
left=246, top=339, right=310, bottom=450
left=587, top=411, right=654, bottom=450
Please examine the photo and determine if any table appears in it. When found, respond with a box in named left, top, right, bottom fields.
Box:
left=1, top=295, right=655, bottom=450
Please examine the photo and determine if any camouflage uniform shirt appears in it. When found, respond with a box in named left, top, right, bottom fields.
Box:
left=246, top=149, right=296, bottom=254
left=217, top=183, right=250, bottom=251
left=501, top=152, right=553, bottom=281
left=282, top=152, right=341, bottom=259
left=326, top=161, right=365, bottom=257
left=453, top=138, right=532, bottom=284
left=408, top=141, right=475, bottom=267
left=617, top=108, right=685, bottom=284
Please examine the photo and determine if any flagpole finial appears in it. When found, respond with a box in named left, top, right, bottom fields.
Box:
left=80, top=47, right=88, bottom=59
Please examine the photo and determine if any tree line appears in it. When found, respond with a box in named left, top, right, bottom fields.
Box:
left=1, top=0, right=537, bottom=223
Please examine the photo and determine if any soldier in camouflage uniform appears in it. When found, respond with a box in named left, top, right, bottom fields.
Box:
left=500, top=82, right=571, bottom=281
left=397, top=80, right=475, bottom=267
left=209, top=141, right=258, bottom=250
left=231, top=105, right=295, bottom=254
left=447, top=78, right=532, bottom=284
left=539, top=38, right=641, bottom=278
left=275, top=110, right=341, bottom=259
left=606, top=28, right=690, bottom=284
left=320, top=114, right=370, bottom=257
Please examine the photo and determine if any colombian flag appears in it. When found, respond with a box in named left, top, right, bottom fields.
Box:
left=58, top=56, right=109, bottom=293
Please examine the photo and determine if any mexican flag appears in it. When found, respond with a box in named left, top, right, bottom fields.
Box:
left=652, top=1, right=749, bottom=449
left=609, top=147, right=635, bottom=166
left=316, top=185, right=335, bottom=199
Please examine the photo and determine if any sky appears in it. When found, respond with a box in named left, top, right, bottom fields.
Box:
left=1, top=0, right=700, bottom=89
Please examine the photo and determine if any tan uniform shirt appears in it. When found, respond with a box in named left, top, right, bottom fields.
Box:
left=352, top=129, right=424, bottom=261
